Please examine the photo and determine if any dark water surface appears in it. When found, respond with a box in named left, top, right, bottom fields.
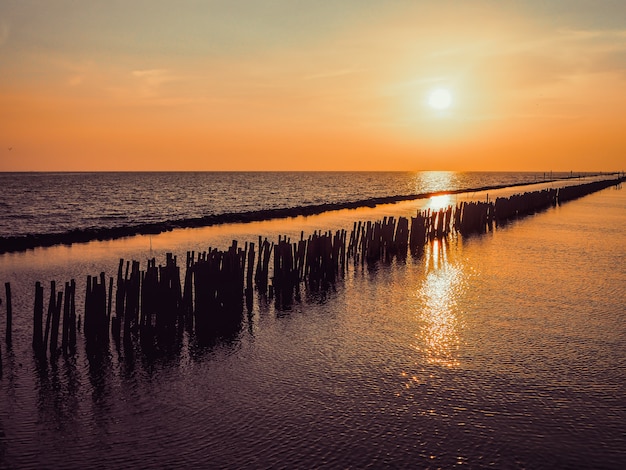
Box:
left=0, top=178, right=625, bottom=468
left=0, top=171, right=587, bottom=239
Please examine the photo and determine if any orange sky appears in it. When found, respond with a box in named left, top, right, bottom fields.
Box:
left=1, top=1, right=625, bottom=171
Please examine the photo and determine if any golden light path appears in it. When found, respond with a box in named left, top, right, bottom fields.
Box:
left=413, top=239, right=466, bottom=368
left=408, top=167, right=466, bottom=368
left=427, top=194, right=455, bottom=212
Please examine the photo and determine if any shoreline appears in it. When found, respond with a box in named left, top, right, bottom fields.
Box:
left=1, top=175, right=623, bottom=255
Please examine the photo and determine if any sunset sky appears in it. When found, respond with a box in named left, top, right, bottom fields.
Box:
left=1, top=1, right=625, bottom=171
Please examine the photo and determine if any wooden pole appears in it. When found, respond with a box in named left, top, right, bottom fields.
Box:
left=49, top=290, right=63, bottom=357
left=43, top=280, right=56, bottom=354
left=69, top=279, right=77, bottom=355
left=33, top=281, right=44, bottom=352
left=62, top=281, right=70, bottom=354
left=5, top=282, right=11, bottom=346
left=107, top=276, right=113, bottom=329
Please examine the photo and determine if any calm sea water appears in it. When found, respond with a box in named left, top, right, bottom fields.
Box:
left=0, top=174, right=624, bottom=468
left=0, top=171, right=575, bottom=238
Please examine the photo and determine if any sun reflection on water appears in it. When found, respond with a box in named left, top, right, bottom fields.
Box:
left=427, top=194, right=455, bottom=212
left=412, top=171, right=457, bottom=194
left=414, top=239, right=465, bottom=368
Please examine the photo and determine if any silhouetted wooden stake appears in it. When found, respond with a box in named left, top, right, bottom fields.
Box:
left=7, top=178, right=622, bottom=353
left=84, top=274, right=92, bottom=337
left=49, top=290, right=62, bottom=358
left=182, top=252, right=194, bottom=330
left=5, top=282, right=11, bottom=346
left=107, top=276, right=113, bottom=328
left=69, top=279, right=77, bottom=354
left=43, top=280, right=56, bottom=353
left=84, top=272, right=109, bottom=345
left=255, top=237, right=272, bottom=294
left=395, top=217, right=409, bottom=255
left=62, top=281, right=70, bottom=354
left=246, top=242, right=255, bottom=289
left=33, top=281, right=44, bottom=352
left=113, top=259, right=125, bottom=341
left=119, top=261, right=141, bottom=338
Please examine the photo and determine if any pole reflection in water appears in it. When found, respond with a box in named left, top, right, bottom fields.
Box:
left=413, top=238, right=467, bottom=368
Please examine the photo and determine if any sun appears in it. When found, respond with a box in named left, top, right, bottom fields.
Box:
left=428, top=88, right=452, bottom=110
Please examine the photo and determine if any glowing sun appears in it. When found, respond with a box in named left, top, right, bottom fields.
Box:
left=428, top=88, right=452, bottom=110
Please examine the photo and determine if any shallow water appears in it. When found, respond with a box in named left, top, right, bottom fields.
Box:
left=0, top=183, right=625, bottom=468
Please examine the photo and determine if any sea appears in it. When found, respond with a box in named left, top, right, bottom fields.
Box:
left=0, top=171, right=580, bottom=239
left=0, top=171, right=624, bottom=469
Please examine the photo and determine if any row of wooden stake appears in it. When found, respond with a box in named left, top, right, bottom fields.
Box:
left=0, top=177, right=622, bottom=361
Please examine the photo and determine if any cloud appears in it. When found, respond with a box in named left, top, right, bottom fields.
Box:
left=68, top=75, right=84, bottom=86
left=555, top=28, right=626, bottom=75
left=131, top=69, right=179, bottom=98
left=132, top=68, right=168, bottom=77
left=303, top=69, right=360, bottom=80
left=0, top=21, right=9, bottom=47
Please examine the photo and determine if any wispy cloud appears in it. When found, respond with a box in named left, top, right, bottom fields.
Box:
left=67, top=75, right=84, bottom=86
left=554, top=28, right=626, bottom=76
left=131, top=69, right=180, bottom=97
left=303, top=68, right=360, bottom=80
left=132, top=68, right=171, bottom=81
left=132, top=69, right=175, bottom=86
left=0, top=21, right=9, bottom=47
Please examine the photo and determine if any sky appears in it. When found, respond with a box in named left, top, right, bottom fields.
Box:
left=1, top=0, right=625, bottom=171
